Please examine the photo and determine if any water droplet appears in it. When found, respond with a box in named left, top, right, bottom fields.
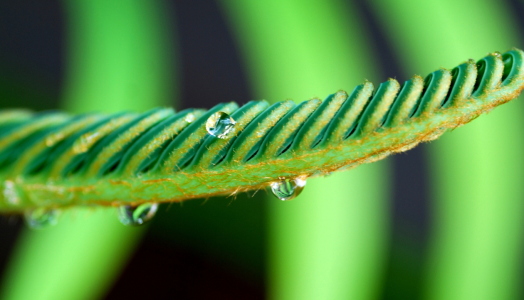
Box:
left=206, top=112, right=236, bottom=139
left=270, top=177, right=307, bottom=201
left=117, top=203, right=158, bottom=226
left=3, top=180, right=21, bottom=205
left=25, top=208, right=59, bottom=229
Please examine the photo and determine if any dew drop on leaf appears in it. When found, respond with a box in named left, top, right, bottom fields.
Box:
left=117, top=203, right=158, bottom=226
left=270, top=177, right=307, bottom=201
left=3, top=180, right=21, bottom=205
left=205, top=112, right=236, bottom=139
left=25, top=208, right=59, bottom=229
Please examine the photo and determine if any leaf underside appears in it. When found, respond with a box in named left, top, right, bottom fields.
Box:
left=0, top=49, right=523, bottom=212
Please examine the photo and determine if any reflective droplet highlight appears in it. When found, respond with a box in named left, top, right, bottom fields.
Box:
left=117, top=203, right=158, bottom=226
left=206, top=112, right=236, bottom=139
left=3, top=180, right=21, bottom=205
left=270, top=177, right=307, bottom=201
left=25, top=208, right=59, bottom=229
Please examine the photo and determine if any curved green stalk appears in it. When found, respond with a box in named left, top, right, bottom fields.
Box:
left=0, top=1, right=175, bottom=300
left=0, top=50, right=522, bottom=212
left=218, top=2, right=389, bottom=299
left=372, top=1, right=524, bottom=299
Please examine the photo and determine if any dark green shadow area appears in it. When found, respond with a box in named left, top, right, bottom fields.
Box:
left=149, top=192, right=266, bottom=282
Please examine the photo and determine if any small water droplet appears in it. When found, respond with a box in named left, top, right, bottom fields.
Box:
left=270, top=177, right=307, bottom=201
left=117, top=203, right=158, bottom=226
left=3, top=180, right=21, bottom=205
left=25, top=208, right=59, bottom=229
left=206, top=112, right=236, bottom=139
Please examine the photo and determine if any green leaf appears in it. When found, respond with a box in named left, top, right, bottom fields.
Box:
left=1, top=49, right=523, bottom=212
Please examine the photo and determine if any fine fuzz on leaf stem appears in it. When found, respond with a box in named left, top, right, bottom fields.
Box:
left=1, top=49, right=523, bottom=212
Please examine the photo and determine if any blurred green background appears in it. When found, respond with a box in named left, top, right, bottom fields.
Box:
left=0, top=0, right=523, bottom=299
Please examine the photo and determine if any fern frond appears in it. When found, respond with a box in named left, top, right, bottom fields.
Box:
left=1, top=49, right=523, bottom=212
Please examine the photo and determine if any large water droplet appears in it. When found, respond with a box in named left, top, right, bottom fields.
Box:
left=270, top=177, right=307, bottom=201
left=25, top=208, right=59, bottom=229
left=206, top=112, right=236, bottom=139
left=117, top=203, right=158, bottom=226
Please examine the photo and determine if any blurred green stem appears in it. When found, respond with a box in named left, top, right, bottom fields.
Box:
left=62, top=0, right=175, bottom=112
left=371, top=1, right=524, bottom=299
left=220, top=1, right=389, bottom=299
left=0, top=1, right=176, bottom=299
